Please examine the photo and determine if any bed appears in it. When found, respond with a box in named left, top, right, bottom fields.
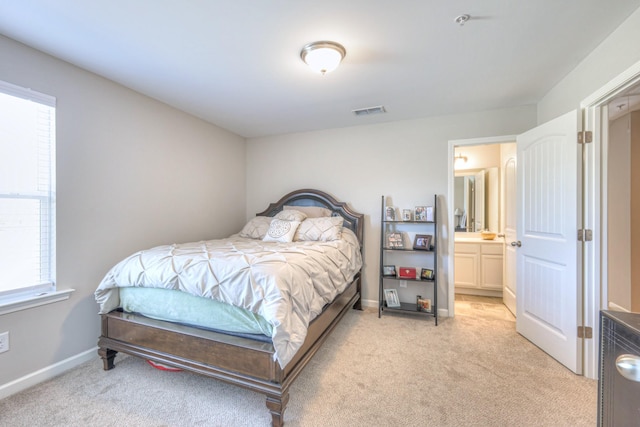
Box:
left=95, top=189, right=364, bottom=426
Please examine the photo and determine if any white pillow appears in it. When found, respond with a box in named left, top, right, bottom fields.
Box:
left=294, top=216, right=344, bottom=241
left=284, top=205, right=332, bottom=218
left=275, top=209, right=307, bottom=222
left=238, top=216, right=272, bottom=239
left=263, top=218, right=302, bottom=243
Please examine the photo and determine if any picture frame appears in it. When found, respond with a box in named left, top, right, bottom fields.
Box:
left=425, top=206, right=434, bottom=222
left=402, top=209, right=413, bottom=221
left=385, top=206, right=396, bottom=221
left=384, top=288, right=401, bottom=308
left=414, top=206, right=427, bottom=221
left=417, top=297, right=432, bottom=313
left=386, top=232, right=404, bottom=249
left=420, top=268, right=434, bottom=281
left=382, top=265, right=397, bottom=277
left=413, top=234, right=432, bottom=250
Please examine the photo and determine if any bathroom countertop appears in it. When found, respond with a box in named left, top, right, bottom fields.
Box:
left=454, top=236, right=504, bottom=244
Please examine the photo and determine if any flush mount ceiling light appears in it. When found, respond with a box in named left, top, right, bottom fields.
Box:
left=300, top=41, right=346, bottom=75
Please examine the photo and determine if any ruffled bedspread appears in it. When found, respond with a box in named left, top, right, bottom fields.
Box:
left=95, top=229, right=362, bottom=367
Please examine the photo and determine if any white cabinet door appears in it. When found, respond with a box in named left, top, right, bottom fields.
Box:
left=480, top=243, right=503, bottom=290
left=454, top=243, right=479, bottom=289
left=481, top=254, right=504, bottom=290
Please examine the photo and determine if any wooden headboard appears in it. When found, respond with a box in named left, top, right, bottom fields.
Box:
left=255, top=188, right=364, bottom=247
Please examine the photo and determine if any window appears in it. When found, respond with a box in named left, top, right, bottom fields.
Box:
left=0, top=80, right=56, bottom=302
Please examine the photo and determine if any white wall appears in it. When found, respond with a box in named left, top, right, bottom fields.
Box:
left=0, top=35, right=246, bottom=387
left=538, top=7, right=640, bottom=122
left=607, top=114, right=631, bottom=310
left=631, top=111, right=640, bottom=311
left=246, top=106, right=537, bottom=310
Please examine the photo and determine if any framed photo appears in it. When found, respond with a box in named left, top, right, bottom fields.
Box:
left=384, top=288, right=401, bottom=308
left=413, top=234, right=432, bottom=250
left=414, top=206, right=427, bottom=221
left=425, top=206, right=434, bottom=222
left=417, top=297, right=432, bottom=313
left=385, top=206, right=396, bottom=221
left=402, top=209, right=413, bottom=221
left=420, top=268, right=434, bottom=281
left=382, top=265, right=397, bottom=277
left=386, top=232, right=404, bottom=249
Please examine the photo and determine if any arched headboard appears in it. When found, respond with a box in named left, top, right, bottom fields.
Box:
left=255, top=189, right=364, bottom=247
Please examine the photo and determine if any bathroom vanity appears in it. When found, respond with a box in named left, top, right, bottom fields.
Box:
left=454, top=235, right=504, bottom=297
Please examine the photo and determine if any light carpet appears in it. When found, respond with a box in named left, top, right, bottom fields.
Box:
left=0, top=299, right=596, bottom=426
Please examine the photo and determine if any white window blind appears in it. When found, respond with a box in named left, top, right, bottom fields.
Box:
left=0, top=80, right=56, bottom=300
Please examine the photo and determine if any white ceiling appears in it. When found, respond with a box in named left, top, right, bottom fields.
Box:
left=1, top=1, right=639, bottom=138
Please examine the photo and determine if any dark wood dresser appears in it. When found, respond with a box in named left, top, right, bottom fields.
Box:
left=598, top=310, right=640, bottom=426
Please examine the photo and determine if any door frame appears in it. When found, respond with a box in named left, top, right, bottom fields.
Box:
left=580, top=58, right=640, bottom=379
left=447, top=135, right=517, bottom=317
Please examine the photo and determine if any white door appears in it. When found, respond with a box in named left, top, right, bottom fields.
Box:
left=516, top=110, right=581, bottom=374
left=503, top=155, right=517, bottom=315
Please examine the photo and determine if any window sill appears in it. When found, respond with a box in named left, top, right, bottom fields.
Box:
left=0, top=289, right=75, bottom=315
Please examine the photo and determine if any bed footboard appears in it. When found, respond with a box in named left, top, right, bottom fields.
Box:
left=97, top=277, right=360, bottom=426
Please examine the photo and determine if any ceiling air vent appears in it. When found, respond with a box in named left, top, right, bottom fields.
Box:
left=352, top=105, right=386, bottom=116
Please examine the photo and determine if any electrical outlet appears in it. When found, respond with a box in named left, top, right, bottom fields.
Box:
left=399, top=280, right=407, bottom=288
left=0, top=331, right=9, bottom=353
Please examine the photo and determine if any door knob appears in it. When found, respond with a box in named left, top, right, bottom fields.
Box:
left=616, top=354, right=640, bottom=382
left=510, top=241, right=522, bottom=247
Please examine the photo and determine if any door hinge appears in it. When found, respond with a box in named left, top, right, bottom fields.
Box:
left=577, top=229, right=593, bottom=242
left=578, top=326, right=593, bottom=339
left=578, top=130, right=593, bottom=144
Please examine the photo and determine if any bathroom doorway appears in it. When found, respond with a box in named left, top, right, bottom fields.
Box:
left=449, top=136, right=517, bottom=317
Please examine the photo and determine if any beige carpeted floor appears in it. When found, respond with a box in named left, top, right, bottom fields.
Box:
left=0, top=296, right=597, bottom=426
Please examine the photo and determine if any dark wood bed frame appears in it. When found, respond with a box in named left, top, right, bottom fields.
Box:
left=97, top=189, right=364, bottom=426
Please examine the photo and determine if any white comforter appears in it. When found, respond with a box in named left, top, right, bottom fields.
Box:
left=95, top=228, right=362, bottom=367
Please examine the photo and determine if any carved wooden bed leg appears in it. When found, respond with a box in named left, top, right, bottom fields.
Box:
left=98, top=348, right=117, bottom=371
left=266, top=391, right=289, bottom=427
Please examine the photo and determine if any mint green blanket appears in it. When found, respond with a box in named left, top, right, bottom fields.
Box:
left=119, top=287, right=273, bottom=337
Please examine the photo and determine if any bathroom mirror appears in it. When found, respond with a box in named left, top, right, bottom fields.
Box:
left=454, top=167, right=499, bottom=232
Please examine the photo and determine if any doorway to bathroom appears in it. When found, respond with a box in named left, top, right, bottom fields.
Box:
left=449, top=137, right=516, bottom=316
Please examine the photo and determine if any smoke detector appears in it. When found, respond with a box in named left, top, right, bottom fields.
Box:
left=454, top=14, right=471, bottom=26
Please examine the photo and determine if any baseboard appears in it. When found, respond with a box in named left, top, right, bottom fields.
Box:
left=0, top=347, right=98, bottom=400
left=607, top=301, right=630, bottom=312
left=437, top=307, right=449, bottom=318
left=361, top=298, right=378, bottom=308
left=455, top=288, right=503, bottom=298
